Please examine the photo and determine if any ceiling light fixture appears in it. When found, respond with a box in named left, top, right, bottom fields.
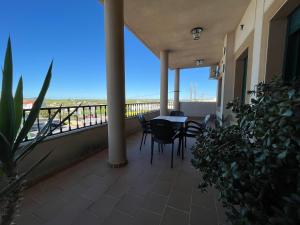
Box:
left=191, top=27, right=203, bottom=40
left=196, top=59, right=204, bottom=66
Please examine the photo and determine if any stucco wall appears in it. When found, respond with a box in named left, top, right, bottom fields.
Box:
left=180, top=102, right=216, bottom=117
left=19, top=111, right=159, bottom=184
left=221, top=33, right=236, bottom=115
left=234, top=0, right=256, bottom=53
left=233, top=0, right=289, bottom=84
left=264, top=0, right=277, bottom=12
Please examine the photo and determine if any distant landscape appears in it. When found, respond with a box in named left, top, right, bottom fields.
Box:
left=23, top=98, right=216, bottom=108
left=23, top=98, right=161, bottom=108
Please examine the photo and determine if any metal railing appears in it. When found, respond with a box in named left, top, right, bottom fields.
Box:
left=22, top=102, right=173, bottom=141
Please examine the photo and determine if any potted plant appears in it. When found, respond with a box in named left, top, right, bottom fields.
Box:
left=192, top=77, right=300, bottom=225
left=0, top=38, right=78, bottom=225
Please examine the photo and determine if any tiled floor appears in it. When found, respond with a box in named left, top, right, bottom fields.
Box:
left=17, top=132, right=228, bottom=225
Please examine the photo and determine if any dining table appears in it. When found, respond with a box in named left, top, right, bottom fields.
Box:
left=152, top=115, right=188, bottom=159
left=153, top=115, right=188, bottom=124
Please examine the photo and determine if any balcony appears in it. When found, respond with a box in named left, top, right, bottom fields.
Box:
left=18, top=123, right=225, bottom=225
left=3, top=0, right=298, bottom=224
left=18, top=102, right=216, bottom=181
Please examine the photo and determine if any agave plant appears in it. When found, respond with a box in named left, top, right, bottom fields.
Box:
left=0, top=38, right=78, bottom=225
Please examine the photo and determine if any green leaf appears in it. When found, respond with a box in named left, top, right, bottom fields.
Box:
left=288, top=89, right=295, bottom=99
left=277, top=150, right=287, bottom=160
left=15, top=106, right=61, bottom=162
left=13, top=76, right=23, bottom=138
left=0, top=150, right=53, bottom=199
left=13, top=61, right=53, bottom=153
left=15, top=105, right=80, bottom=162
left=0, top=37, right=15, bottom=146
left=0, top=131, right=10, bottom=162
left=282, top=109, right=293, bottom=117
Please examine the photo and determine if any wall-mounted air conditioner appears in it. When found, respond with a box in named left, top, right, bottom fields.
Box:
left=209, top=65, right=220, bottom=79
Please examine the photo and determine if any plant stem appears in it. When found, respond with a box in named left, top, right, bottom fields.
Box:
left=1, top=169, right=22, bottom=225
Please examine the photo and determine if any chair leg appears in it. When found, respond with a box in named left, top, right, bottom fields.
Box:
left=171, top=142, right=174, bottom=168
left=177, top=137, right=181, bottom=156
left=144, top=133, right=147, bottom=144
left=158, top=143, right=161, bottom=153
left=185, top=136, right=187, bottom=148
left=151, top=137, right=154, bottom=164
left=140, top=133, right=145, bottom=151
left=161, top=144, right=164, bottom=153
left=181, top=137, right=184, bottom=160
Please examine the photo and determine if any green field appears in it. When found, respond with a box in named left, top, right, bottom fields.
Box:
left=23, top=98, right=160, bottom=107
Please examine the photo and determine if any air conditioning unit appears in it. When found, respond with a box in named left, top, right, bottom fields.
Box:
left=209, top=65, right=220, bottom=79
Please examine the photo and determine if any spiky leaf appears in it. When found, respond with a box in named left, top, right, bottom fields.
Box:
left=13, top=77, right=23, bottom=138
left=13, top=62, right=53, bottom=153
left=16, top=105, right=80, bottom=162
left=0, top=150, right=52, bottom=199
left=0, top=131, right=10, bottom=162
left=0, top=38, right=15, bottom=147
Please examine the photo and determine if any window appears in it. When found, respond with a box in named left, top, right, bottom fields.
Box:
left=217, top=78, right=222, bottom=107
left=234, top=49, right=248, bottom=104
left=241, top=56, right=248, bottom=103
left=284, top=7, right=300, bottom=81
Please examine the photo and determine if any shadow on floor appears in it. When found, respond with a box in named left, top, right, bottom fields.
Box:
left=17, top=132, right=228, bottom=225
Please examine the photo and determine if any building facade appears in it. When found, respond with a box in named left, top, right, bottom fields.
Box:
left=215, top=0, right=300, bottom=120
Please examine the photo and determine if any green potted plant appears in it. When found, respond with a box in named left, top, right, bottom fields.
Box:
left=192, top=77, right=300, bottom=225
left=0, top=38, right=78, bottom=225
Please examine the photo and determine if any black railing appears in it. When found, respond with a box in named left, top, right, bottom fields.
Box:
left=22, top=102, right=175, bottom=141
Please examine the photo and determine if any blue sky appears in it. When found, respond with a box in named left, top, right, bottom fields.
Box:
left=0, top=0, right=216, bottom=100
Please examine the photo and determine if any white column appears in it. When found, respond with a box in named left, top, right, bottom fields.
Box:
left=104, top=0, right=127, bottom=167
left=220, top=32, right=235, bottom=119
left=174, top=68, right=180, bottom=111
left=250, top=0, right=264, bottom=92
left=160, top=50, right=169, bottom=116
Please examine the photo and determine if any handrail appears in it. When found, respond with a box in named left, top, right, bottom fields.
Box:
left=22, top=102, right=174, bottom=141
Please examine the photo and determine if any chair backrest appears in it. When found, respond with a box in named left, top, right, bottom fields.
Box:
left=137, top=114, right=148, bottom=130
left=150, top=119, right=175, bottom=143
left=170, top=111, right=184, bottom=116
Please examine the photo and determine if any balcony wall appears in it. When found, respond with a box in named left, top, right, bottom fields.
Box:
left=180, top=101, right=216, bottom=117
left=19, top=111, right=159, bottom=184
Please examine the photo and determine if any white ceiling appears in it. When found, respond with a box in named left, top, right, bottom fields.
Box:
left=123, top=0, right=251, bottom=69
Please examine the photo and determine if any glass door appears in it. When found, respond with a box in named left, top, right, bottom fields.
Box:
left=285, top=7, right=300, bottom=81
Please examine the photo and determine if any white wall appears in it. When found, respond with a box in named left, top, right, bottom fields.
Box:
left=180, top=102, right=216, bottom=117
left=264, top=0, right=277, bottom=12
left=221, top=33, right=236, bottom=116
left=250, top=0, right=265, bottom=90
left=234, top=0, right=256, bottom=53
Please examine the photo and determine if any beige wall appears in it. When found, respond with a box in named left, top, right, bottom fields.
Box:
left=233, top=0, right=290, bottom=86
left=180, top=102, right=217, bottom=117
left=220, top=33, right=236, bottom=117
left=19, top=111, right=159, bottom=184
left=264, top=0, right=277, bottom=12
left=217, top=0, right=295, bottom=119
left=234, top=0, right=256, bottom=53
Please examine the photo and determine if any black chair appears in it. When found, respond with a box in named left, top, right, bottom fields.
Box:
left=137, top=114, right=151, bottom=151
left=170, top=111, right=184, bottom=116
left=184, top=114, right=211, bottom=147
left=170, top=111, right=185, bottom=131
left=150, top=119, right=183, bottom=168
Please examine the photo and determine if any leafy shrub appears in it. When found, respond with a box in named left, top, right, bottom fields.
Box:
left=192, top=77, right=300, bottom=225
